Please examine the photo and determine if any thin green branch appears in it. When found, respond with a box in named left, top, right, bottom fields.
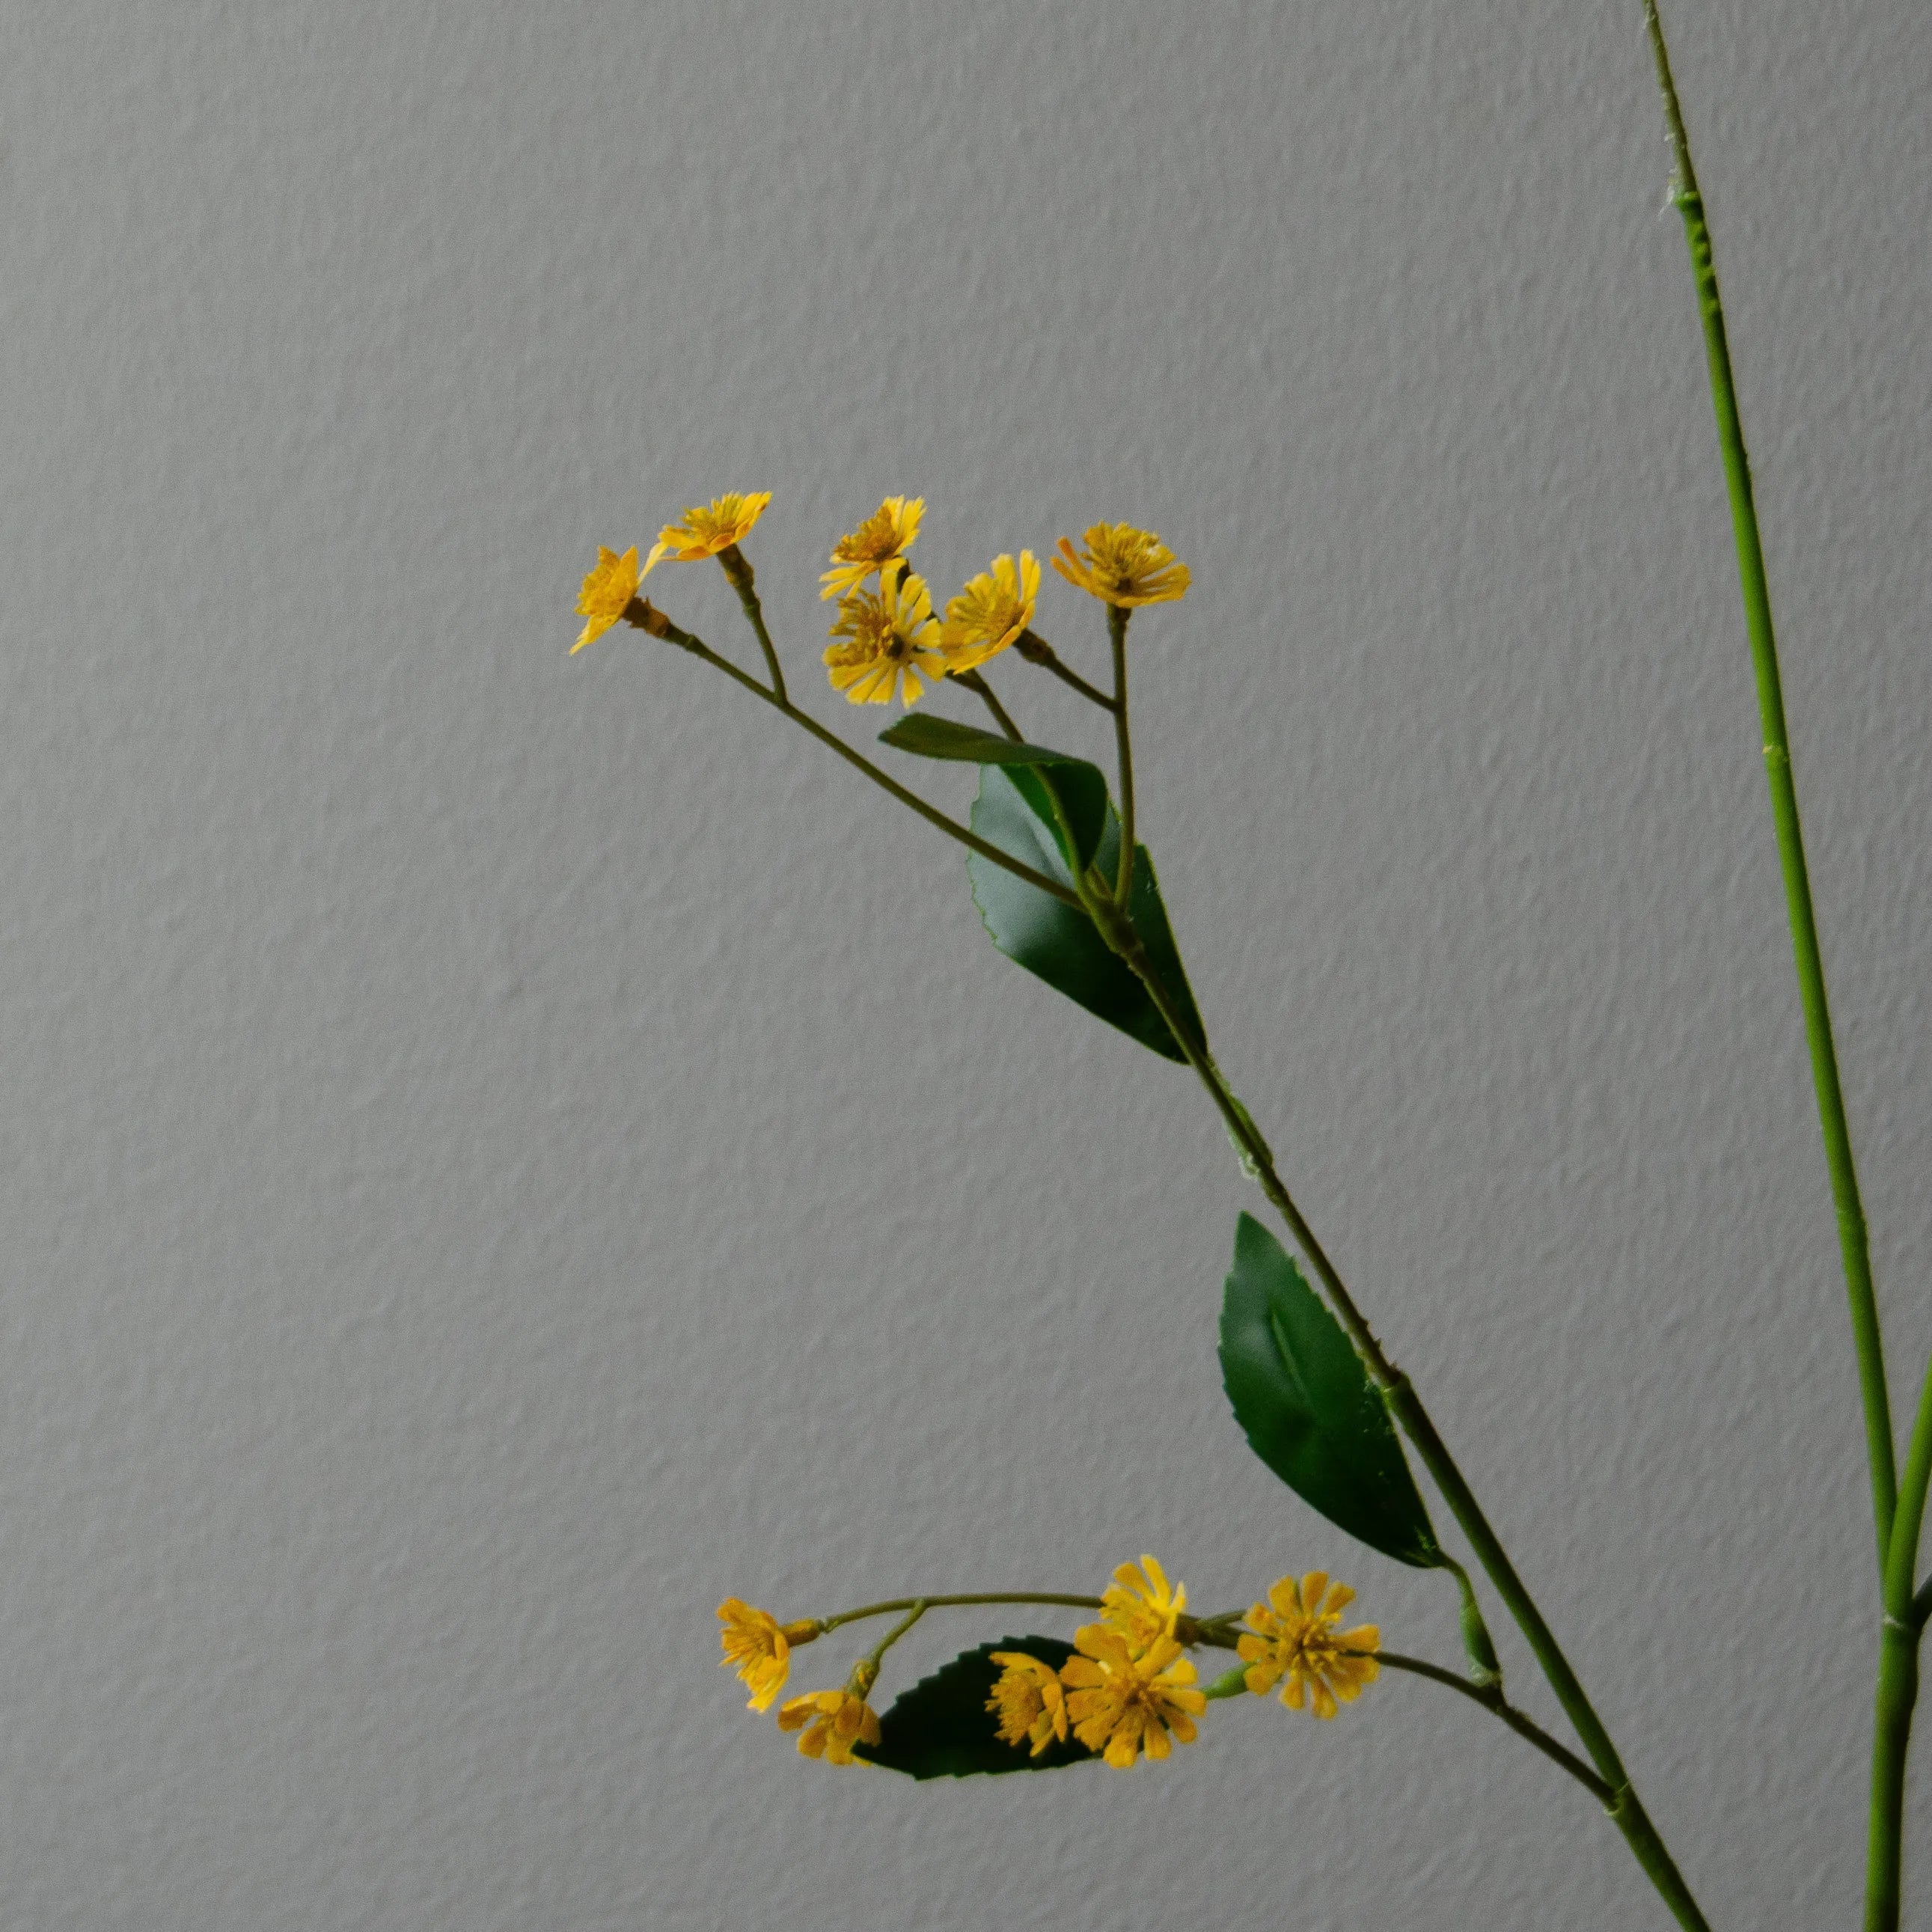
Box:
left=1014, top=628, right=1120, bottom=712
left=1108, top=606, right=1136, bottom=902
left=954, top=667, right=1025, bottom=742
left=1642, top=0, right=1895, bottom=1573
left=861, top=1600, right=928, bottom=1670
left=718, top=547, right=788, bottom=701
left=817, top=1592, right=1103, bottom=1636
left=1891, top=1357, right=1932, bottom=1617
left=1370, top=1649, right=1615, bottom=1806
left=651, top=617, right=1083, bottom=909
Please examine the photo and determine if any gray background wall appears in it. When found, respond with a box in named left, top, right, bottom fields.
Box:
left=4, top=1, right=1929, bottom=1926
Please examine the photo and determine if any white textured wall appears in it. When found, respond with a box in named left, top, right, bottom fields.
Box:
left=5, top=2, right=1930, bottom=1926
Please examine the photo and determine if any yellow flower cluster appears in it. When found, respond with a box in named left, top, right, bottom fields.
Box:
left=985, top=1556, right=1380, bottom=1771
left=721, top=1559, right=1377, bottom=1775
left=987, top=1555, right=1206, bottom=1770
left=572, top=493, right=1190, bottom=706
left=718, top=1598, right=884, bottom=1766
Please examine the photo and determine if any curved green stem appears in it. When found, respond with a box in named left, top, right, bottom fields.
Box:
left=1014, top=628, right=1119, bottom=712
left=954, top=667, right=1025, bottom=742
left=1086, top=900, right=1708, bottom=1929
left=1642, top=0, right=1895, bottom=1569
left=861, top=1600, right=928, bottom=1671
left=818, top=1592, right=1103, bottom=1636
left=1373, top=1650, right=1615, bottom=1806
left=654, top=619, right=1083, bottom=908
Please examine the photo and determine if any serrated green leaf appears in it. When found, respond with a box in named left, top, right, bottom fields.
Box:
left=965, top=766, right=1203, bottom=1062
left=1219, top=1213, right=1438, bottom=1566
left=879, top=715, right=1107, bottom=872
left=855, top=1637, right=1095, bottom=1779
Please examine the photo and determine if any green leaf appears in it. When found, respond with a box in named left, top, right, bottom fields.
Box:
left=879, top=715, right=1107, bottom=872
left=965, top=766, right=1204, bottom=1062
left=1219, top=1212, right=1439, bottom=1566
left=855, top=1637, right=1095, bottom=1779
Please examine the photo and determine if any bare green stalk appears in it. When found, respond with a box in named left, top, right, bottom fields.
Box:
left=650, top=616, right=1083, bottom=908
left=818, top=1592, right=1103, bottom=1635
left=954, top=667, right=1025, bottom=742
left=1014, top=628, right=1120, bottom=712
left=1640, top=8, right=1919, bottom=1926
left=1108, top=606, right=1136, bottom=902
left=1641, top=0, right=1895, bottom=1566
left=1369, top=1649, right=1615, bottom=1806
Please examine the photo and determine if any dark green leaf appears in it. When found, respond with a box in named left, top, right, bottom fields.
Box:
left=965, top=766, right=1203, bottom=1062
left=855, top=1637, right=1095, bottom=1779
left=1219, top=1212, right=1438, bottom=1566
left=880, top=715, right=1107, bottom=871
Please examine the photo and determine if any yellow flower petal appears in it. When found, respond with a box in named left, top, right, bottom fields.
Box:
left=1239, top=1571, right=1381, bottom=1719
left=823, top=559, right=947, bottom=707
left=941, top=551, right=1039, bottom=672
left=821, top=495, right=925, bottom=601
left=777, top=1687, right=881, bottom=1765
left=1059, top=1624, right=1204, bottom=1768
left=645, top=492, right=773, bottom=572
left=572, top=545, right=641, bottom=653
left=1050, top=522, right=1189, bottom=608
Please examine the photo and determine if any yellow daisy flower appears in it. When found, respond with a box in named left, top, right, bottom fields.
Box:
left=643, top=492, right=774, bottom=575
left=1099, top=1555, right=1186, bottom=1655
left=777, top=1687, right=882, bottom=1765
left=987, top=1651, right=1070, bottom=1757
left=1236, top=1571, right=1381, bottom=1719
left=717, top=1598, right=822, bottom=1714
left=1051, top=522, right=1190, bottom=608
left=572, top=545, right=641, bottom=654
left=824, top=560, right=948, bottom=706
left=941, top=551, right=1040, bottom=673
left=819, top=495, right=925, bottom=602
left=1059, top=1626, right=1205, bottom=1769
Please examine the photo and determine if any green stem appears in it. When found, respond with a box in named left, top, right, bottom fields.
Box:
left=1865, top=1618, right=1919, bottom=1932
left=1108, top=606, right=1136, bottom=902
left=954, top=667, right=1025, bottom=742
left=1090, top=903, right=1709, bottom=1930
left=657, top=620, right=1083, bottom=909
left=718, top=547, right=788, bottom=701
left=1014, top=629, right=1120, bottom=712
left=1642, top=0, right=1895, bottom=1571
left=1866, top=1357, right=1932, bottom=1928
left=819, top=1592, right=1103, bottom=1636
left=862, top=1599, right=928, bottom=1671
left=1371, top=1649, right=1615, bottom=1806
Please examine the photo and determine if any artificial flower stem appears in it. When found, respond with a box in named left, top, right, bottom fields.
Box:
left=1015, top=629, right=1119, bottom=712
left=1372, top=1649, right=1614, bottom=1806
left=1108, top=606, right=1136, bottom=905
left=1867, top=1356, right=1932, bottom=1931
left=1865, top=1618, right=1920, bottom=1932
left=863, top=1600, right=928, bottom=1671
left=657, top=620, right=1084, bottom=909
left=1440, top=1552, right=1505, bottom=1690
left=953, top=668, right=1025, bottom=742
left=817, top=1592, right=1104, bottom=1636
left=718, top=547, right=788, bottom=701
left=1643, top=0, right=1895, bottom=1574
left=1092, top=912, right=1709, bottom=1931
